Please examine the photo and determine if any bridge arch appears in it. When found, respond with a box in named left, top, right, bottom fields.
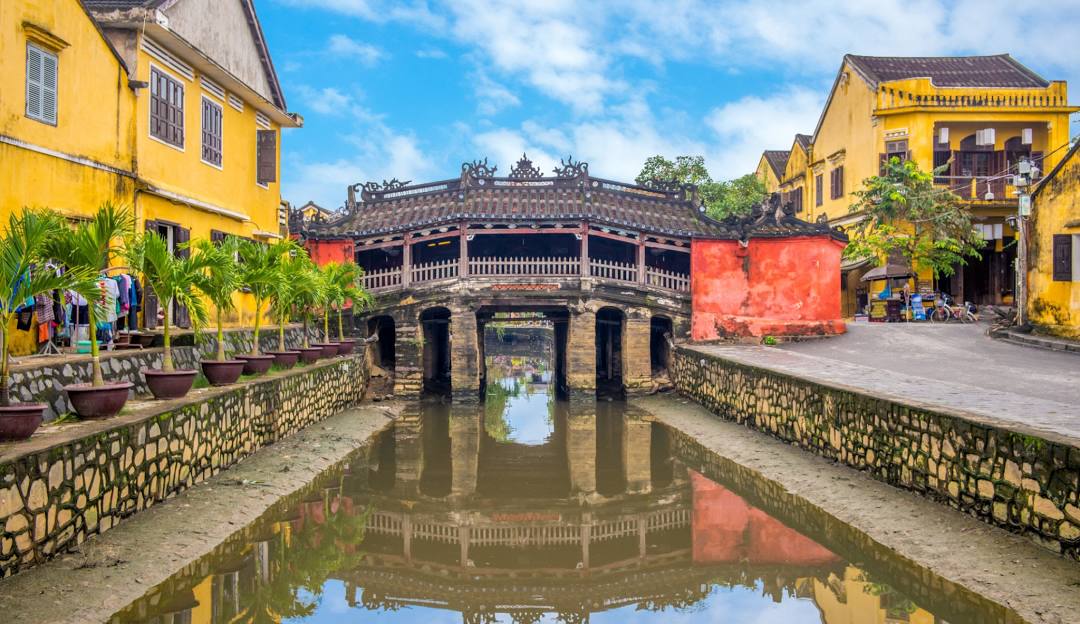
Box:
left=367, top=315, right=396, bottom=374
left=420, top=307, right=452, bottom=395
left=595, top=307, right=625, bottom=396
left=650, top=314, right=673, bottom=379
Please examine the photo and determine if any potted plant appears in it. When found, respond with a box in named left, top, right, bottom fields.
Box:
left=126, top=231, right=210, bottom=399
left=288, top=255, right=325, bottom=364
left=0, top=209, right=98, bottom=439
left=236, top=239, right=291, bottom=375
left=190, top=237, right=248, bottom=385
left=48, top=204, right=136, bottom=419
left=324, top=261, right=371, bottom=356
left=312, top=262, right=340, bottom=358
left=266, top=252, right=303, bottom=369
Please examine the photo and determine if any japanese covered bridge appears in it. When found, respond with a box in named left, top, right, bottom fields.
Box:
left=302, top=155, right=846, bottom=400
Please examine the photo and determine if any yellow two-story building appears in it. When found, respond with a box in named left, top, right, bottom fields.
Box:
left=1029, top=141, right=1080, bottom=337
left=754, top=150, right=789, bottom=194
left=1, top=0, right=301, bottom=352
left=766, top=55, right=1077, bottom=316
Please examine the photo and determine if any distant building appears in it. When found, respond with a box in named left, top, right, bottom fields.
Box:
left=755, top=150, right=789, bottom=194
left=298, top=200, right=338, bottom=223
left=1029, top=141, right=1080, bottom=337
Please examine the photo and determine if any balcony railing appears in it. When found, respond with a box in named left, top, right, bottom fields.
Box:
left=360, top=256, right=690, bottom=295
left=936, top=176, right=1021, bottom=202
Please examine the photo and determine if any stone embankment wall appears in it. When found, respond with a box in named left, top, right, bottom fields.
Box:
left=0, top=354, right=367, bottom=578
left=671, top=347, right=1080, bottom=557
left=9, top=325, right=320, bottom=422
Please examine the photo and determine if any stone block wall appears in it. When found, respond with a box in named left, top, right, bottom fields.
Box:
left=671, top=347, right=1080, bottom=557
left=9, top=325, right=321, bottom=422
left=0, top=354, right=367, bottom=577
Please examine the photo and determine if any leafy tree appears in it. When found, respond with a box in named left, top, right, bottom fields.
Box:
left=845, top=157, right=984, bottom=285
left=635, top=156, right=765, bottom=219
left=322, top=261, right=372, bottom=342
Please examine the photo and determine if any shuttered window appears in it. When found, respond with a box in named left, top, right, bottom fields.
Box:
left=830, top=166, right=844, bottom=199
left=256, top=129, right=277, bottom=186
left=201, top=97, right=223, bottom=166
left=933, top=150, right=951, bottom=184
left=815, top=174, right=823, bottom=207
left=150, top=67, right=184, bottom=148
left=1052, top=235, right=1073, bottom=282
left=25, top=43, right=58, bottom=125
left=885, top=139, right=909, bottom=163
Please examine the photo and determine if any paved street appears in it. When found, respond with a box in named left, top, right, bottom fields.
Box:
left=687, top=322, right=1080, bottom=442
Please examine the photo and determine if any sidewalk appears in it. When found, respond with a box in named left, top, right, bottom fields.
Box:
left=686, top=323, right=1079, bottom=442
left=999, top=329, right=1080, bottom=355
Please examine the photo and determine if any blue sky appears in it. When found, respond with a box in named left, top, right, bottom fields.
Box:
left=258, top=0, right=1080, bottom=209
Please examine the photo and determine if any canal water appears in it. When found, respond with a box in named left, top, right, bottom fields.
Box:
left=109, top=338, right=1023, bottom=623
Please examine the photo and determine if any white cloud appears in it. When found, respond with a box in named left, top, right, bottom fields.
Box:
left=705, top=87, right=825, bottom=178
left=292, top=85, right=354, bottom=116
left=415, top=48, right=447, bottom=59
left=327, top=34, right=384, bottom=66
left=473, top=72, right=521, bottom=116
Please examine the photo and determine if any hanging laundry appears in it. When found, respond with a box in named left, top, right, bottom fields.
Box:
left=35, top=293, right=54, bottom=323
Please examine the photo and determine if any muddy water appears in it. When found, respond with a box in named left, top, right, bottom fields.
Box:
left=108, top=354, right=1024, bottom=623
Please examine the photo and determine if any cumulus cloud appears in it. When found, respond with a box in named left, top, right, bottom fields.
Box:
left=327, top=34, right=384, bottom=66
left=293, top=85, right=354, bottom=116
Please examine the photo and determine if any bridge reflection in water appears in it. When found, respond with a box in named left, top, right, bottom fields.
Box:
left=110, top=352, right=1016, bottom=624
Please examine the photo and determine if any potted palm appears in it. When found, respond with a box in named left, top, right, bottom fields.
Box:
left=309, top=264, right=339, bottom=358
left=0, top=209, right=98, bottom=439
left=266, top=254, right=302, bottom=369
left=48, top=204, right=136, bottom=419
left=236, top=239, right=291, bottom=375
left=191, top=237, right=248, bottom=385
left=324, top=261, right=371, bottom=356
left=288, top=255, right=325, bottom=364
left=126, top=231, right=210, bottom=399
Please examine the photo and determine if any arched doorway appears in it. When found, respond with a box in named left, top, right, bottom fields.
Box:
left=366, top=315, right=396, bottom=397
left=420, top=307, right=451, bottom=394
left=595, top=307, right=624, bottom=396
left=650, top=315, right=673, bottom=378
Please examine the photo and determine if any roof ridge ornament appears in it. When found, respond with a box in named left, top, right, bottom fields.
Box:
left=362, top=178, right=412, bottom=195
left=509, top=153, right=543, bottom=179
left=462, top=158, right=498, bottom=182
left=552, top=155, right=588, bottom=179
left=643, top=178, right=691, bottom=194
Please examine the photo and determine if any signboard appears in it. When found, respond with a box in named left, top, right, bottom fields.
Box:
left=491, top=284, right=561, bottom=291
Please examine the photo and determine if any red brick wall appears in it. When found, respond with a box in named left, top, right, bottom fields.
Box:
left=690, top=236, right=845, bottom=340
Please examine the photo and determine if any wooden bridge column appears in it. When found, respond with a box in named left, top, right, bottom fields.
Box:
left=622, top=310, right=653, bottom=395
left=566, top=307, right=596, bottom=398
left=450, top=408, right=479, bottom=497
left=450, top=305, right=480, bottom=400
left=623, top=416, right=652, bottom=494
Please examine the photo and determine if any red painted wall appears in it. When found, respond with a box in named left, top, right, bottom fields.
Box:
left=306, top=239, right=354, bottom=266
left=691, top=235, right=845, bottom=339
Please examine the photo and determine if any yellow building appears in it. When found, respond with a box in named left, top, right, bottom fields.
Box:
left=778, top=134, right=812, bottom=214
left=1028, top=141, right=1080, bottom=337
left=755, top=150, right=789, bottom=193
left=298, top=200, right=337, bottom=223
left=1, top=0, right=301, bottom=353
left=773, top=54, right=1077, bottom=315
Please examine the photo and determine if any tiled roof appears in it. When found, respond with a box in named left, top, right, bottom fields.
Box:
left=309, top=159, right=843, bottom=242
left=794, top=134, right=812, bottom=151
left=81, top=0, right=165, bottom=8
left=762, top=151, right=790, bottom=179
left=845, top=54, right=1049, bottom=88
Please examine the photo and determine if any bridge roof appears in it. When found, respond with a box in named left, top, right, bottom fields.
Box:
left=309, top=156, right=842, bottom=241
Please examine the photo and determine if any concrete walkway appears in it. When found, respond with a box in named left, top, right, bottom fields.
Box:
left=686, top=323, right=1079, bottom=442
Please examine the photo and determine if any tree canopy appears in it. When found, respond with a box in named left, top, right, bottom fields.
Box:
left=635, top=155, right=767, bottom=219
left=845, top=157, right=984, bottom=281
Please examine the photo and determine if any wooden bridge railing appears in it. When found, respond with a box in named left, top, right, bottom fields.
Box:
left=411, top=258, right=458, bottom=284
left=468, top=256, right=579, bottom=276
left=646, top=266, right=690, bottom=293
left=588, top=258, right=637, bottom=283
left=362, top=266, right=403, bottom=292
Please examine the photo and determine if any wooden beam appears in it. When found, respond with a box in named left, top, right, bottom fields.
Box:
left=587, top=228, right=640, bottom=245
left=643, top=240, right=690, bottom=253
left=354, top=238, right=406, bottom=251
left=465, top=227, right=581, bottom=236
left=580, top=220, right=589, bottom=277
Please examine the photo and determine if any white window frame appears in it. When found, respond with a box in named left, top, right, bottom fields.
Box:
left=148, top=62, right=185, bottom=152
left=200, top=95, right=224, bottom=170
left=25, top=42, right=58, bottom=126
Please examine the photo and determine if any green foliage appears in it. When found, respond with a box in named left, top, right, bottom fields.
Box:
left=191, top=236, right=241, bottom=314
left=762, top=336, right=778, bottom=346
left=635, top=155, right=765, bottom=219
left=845, top=157, right=984, bottom=280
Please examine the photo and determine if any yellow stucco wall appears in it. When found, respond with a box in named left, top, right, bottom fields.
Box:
left=780, top=141, right=809, bottom=210
left=1029, top=147, right=1080, bottom=336
left=755, top=154, right=781, bottom=193
left=813, top=565, right=936, bottom=624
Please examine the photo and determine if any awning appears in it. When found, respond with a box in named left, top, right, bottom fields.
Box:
left=840, top=256, right=872, bottom=273
left=860, top=262, right=914, bottom=282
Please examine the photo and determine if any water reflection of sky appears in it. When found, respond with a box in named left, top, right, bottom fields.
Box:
left=288, top=581, right=824, bottom=623
left=498, top=376, right=553, bottom=445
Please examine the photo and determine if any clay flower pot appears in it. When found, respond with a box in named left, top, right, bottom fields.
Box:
left=64, top=382, right=133, bottom=420
left=235, top=354, right=274, bottom=375
left=142, top=369, right=198, bottom=400
left=200, top=360, right=246, bottom=386
left=336, top=339, right=356, bottom=355
left=297, top=347, right=323, bottom=363
left=266, top=351, right=300, bottom=369
left=131, top=332, right=157, bottom=347
left=0, top=404, right=47, bottom=441
left=313, top=343, right=339, bottom=358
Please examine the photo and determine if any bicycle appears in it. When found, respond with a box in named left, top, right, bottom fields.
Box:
left=929, top=294, right=978, bottom=323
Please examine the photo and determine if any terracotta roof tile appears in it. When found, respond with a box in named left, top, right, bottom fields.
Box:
left=845, top=54, right=1049, bottom=88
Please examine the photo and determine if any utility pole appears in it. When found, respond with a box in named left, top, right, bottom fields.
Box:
left=1013, top=157, right=1039, bottom=326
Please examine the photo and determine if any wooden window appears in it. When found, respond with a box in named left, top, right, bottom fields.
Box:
left=1053, top=235, right=1073, bottom=282
left=25, top=43, right=58, bottom=125
left=885, top=139, right=908, bottom=163
left=257, top=129, right=277, bottom=186
left=150, top=67, right=184, bottom=148
left=815, top=173, right=823, bottom=206
left=830, top=166, right=844, bottom=199
left=201, top=97, right=223, bottom=166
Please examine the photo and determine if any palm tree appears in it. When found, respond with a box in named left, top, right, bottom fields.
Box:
left=238, top=239, right=293, bottom=357
left=45, top=203, right=135, bottom=386
left=323, top=261, right=372, bottom=342
left=1, top=209, right=98, bottom=407
left=191, top=237, right=241, bottom=362
left=316, top=262, right=339, bottom=344
left=269, top=254, right=305, bottom=353
left=286, top=255, right=324, bottom=350
left=125, top=232, right=210, bottom=372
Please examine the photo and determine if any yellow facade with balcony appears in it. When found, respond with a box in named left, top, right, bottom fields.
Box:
left=769, top=55, right=1077, bottom=315
left=1029, top=142, right=1080, bottom=337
